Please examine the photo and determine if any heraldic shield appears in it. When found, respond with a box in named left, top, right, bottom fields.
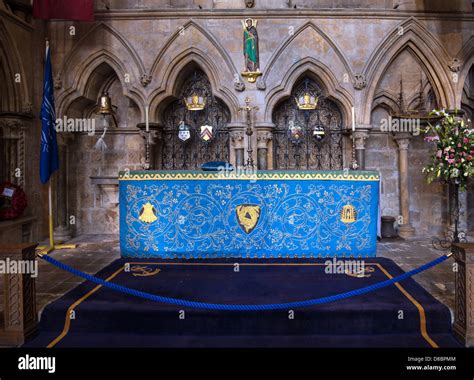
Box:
left=236, top=204, right=261, bottom=234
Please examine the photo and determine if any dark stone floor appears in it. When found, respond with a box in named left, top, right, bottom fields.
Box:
left=0, top=235, right=457, bottom=330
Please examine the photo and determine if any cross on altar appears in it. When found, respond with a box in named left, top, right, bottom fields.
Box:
left=238, top=97, right=259, bottom=169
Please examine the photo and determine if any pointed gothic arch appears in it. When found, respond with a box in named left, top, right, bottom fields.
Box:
left=57, top=50, right=145, bottom=118
left=362, top=17, right=455, bottom=124
left=455, top=36, right=474, bottom=108
left=0, top=18, right=29, bottom=112
left=56, top=23, right=145, bottom=116
left=263, top=21, right=354, bottom=86
left=265, top=57, right=353, bottom=125
left=149, top=48, right=239, bottom=123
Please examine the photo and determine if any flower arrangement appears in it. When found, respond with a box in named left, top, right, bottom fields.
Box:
left=422, top=110, right=474, bottom=190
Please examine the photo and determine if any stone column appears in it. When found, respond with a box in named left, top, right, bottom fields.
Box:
left=54, top=136, right=73, bottom=241
left=137, top=123, right=163, bottom=170
left=394, top=133, right=415, bottom=238
left=229, top=123, right=246, bottom=168
left=257, top=130, right=273, bottom=170
left=354, top=129, right=370, bottom=170
left=0, top=244, right=38, bottom=346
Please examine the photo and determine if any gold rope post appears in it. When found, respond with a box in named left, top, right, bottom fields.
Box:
left=36, top=176, right=77, bottom=255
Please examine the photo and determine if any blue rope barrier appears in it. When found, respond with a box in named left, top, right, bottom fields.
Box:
left=39, top=254, right=450, bottom=311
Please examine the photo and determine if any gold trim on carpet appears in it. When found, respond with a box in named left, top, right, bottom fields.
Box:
left=47, top=262, right=438, bottom=348
left=47, top=267, right=124, bottom=348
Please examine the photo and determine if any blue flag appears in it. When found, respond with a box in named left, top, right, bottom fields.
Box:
left=40, top=45, right=59, bottom=184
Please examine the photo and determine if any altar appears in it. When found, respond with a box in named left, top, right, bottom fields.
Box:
left=119, top=171, right=380, bottom=258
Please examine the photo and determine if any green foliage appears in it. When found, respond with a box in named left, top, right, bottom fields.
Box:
left=422, top=110, right=474, bottom=191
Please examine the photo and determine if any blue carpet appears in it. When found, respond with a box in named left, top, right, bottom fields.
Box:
left=26, top=258, right=460, bottom=347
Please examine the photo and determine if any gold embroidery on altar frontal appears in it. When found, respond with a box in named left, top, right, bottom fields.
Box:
left=341, top=204, right=357, bottom=224
left=139, top=203, right=157, bottom=224
left=119, top=172, right=380, bottom=182
left=236, top=205, right=261, bottom=234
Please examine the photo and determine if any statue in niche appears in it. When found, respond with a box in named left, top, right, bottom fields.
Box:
left=241, top=18, right=262, bottom=83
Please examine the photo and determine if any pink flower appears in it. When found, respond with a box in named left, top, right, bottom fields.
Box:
left=464, top=138, right=469, bottom=143
left=447, top=159, right=455, bottom=164
left=468, top=156, right=473, bottom=161
left=436, top=150, right=443, bottom=158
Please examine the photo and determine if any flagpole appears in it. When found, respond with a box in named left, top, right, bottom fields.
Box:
left=37, top=38, right=77, bottom=256
left=48, top=181, right=54, bottom=247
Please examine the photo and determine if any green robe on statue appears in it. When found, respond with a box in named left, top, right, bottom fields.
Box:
left=243, top=25, right=259, bottom=72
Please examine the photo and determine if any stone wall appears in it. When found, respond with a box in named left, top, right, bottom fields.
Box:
left=0, top=1, right=46, bottom=242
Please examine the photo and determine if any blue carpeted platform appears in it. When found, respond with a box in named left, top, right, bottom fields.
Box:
left=26, top=258, right=460, bottom=347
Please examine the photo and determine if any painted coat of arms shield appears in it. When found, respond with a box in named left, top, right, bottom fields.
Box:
left=236, top=204, right=261, bottom=234
left=288, top=121, right=304, bottom=144
left=178, top=122, right=191, bottom=142
left=200, top=125, right=213, bottom=142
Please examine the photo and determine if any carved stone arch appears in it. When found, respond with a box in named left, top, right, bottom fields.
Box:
left=150, top=20, right=239, bottom=83
left=149, top=48, right=240, bottom=123
left=362, top=17, right=455, bottom=124
left=57, top=50, right=145, bottom=118
left=57, top=22, right=146, bottom=85
left=271, top=75, right=345, bottom=171
left=372, top=90, right=400, bottom=115
left=455, top=36, right=474, bottom=108
left=263, top=21, right=354, bottom=92
left=265, top=57, right=353, bottom=126
left=0, top=18, right=29, bottom=112
left=158, top=66, right=232, bottom=170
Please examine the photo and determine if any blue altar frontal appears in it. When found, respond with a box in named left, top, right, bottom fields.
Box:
left=119, top=171, right=380, bottom=258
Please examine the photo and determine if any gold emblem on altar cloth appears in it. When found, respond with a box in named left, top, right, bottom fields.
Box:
left=236, top=205, right=261, bottom=234
left=139, top=202, right=157, bottom=224
left=340, top=204, right=357, bottom=224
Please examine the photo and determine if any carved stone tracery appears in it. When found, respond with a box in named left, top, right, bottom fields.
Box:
left=0, top=118, right=26, bottom=187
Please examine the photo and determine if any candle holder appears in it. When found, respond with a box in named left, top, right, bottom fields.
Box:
left=351, top=106, right=358, bottom=170
left=238, top=97, right=259, bottom=170
left=351, top=131, right=359, bottom=170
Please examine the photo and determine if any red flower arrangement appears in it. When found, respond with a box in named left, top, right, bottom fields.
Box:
left=0, top=182, right=28, bottom=220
